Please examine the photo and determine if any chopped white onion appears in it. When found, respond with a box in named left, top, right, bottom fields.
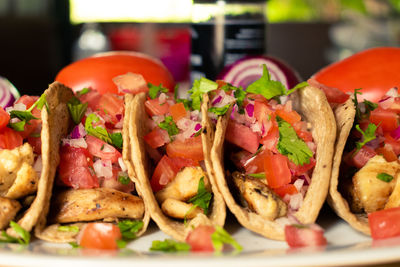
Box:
left=379, top=97, right=394, bottom=110
left=114, top=114, right=124, bottom=129
left=294, top=179, right=304, bottom=192
left=288, top=193, right=303, bottom=211
left=158, top=93, right=167, bottom=104
left=62, top=137, right=87, bottom=148
left=93, top=159, right=113, bottom=178
left=33, top=155, right=42, bottom=175
left=102, top=143, right=115, bottom=153
left=152, top=115, right=165, bottom=125
left=118, top=157, right=127, bottom=172
left=386, top=87, right=399, bottom=98
left=6, top=103, right=26, bottom=113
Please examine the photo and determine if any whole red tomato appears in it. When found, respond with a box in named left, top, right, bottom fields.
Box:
left=313, top=47, right=400, bottom=102
left=55, top=51, right=175, bottom=95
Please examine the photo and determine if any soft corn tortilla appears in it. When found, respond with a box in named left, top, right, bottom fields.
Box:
left=128, top=92, right=226, bottom=242
left=326, top=98, right=371, bottom=235
left=35, top=90, right=151, bottom=243
left=212, top=85, right=337, bottom=241
left=5, top=82, right=74, bottom=237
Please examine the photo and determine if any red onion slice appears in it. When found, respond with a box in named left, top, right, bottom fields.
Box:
left=0, top=76, right=20, bottom=108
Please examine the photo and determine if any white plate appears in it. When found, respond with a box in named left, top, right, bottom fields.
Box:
left=0, top=206, right=400, bottom=267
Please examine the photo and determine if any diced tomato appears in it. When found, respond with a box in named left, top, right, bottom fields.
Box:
left=369, top=107, right=398, bottom=133
left=27, top=136, right=41, bottom=154
left=169, top=157, right=199, bottom=171
left=289, top=157, right=316, bottom=176
left=307, top=78, right=349, bottom=104
left=80, top=223, right=122, bottom=250
left=86, top=135, right=121, bottom=163
left=79, top=89, right=102, bottom=111
left=385, top=133, right=400, bottom=155
left=101, top=167, right=135, bottom=193
left=293, top=121, right=313, bottom=143
left=0, top=107, right=10, bottom=130
left=97, top=93, right=124, bottom=124
left=145, top=143, right=163, bottom=163
left=16, top=95, right=39, bottom=108
left=274, top=184, right=298, bottom=198
left=185, top=225, right=216, bottom=252
left=254, top=101, right=273, bottom=125
left=144, top=128, right=169, bottom=149
left=231, top=150, right=253, bottom=171
left=150, top=155, right=180, bottom=192
left=264, top=154, right=291, bottom=189
left=145, top=98, right=170, bottom=116
left=375, top=145, right=397, bottom=162
left=349, top=146, right=377, bottom=169
left=243, top=148, right=272, bottom=174
left=216, top=80, right=228, bottom=89
left=169, top=102, right=187, bottom=122
left=166, top=135, right=204, bottom=161
left=14, top=95, right=42, bottom=139
left=260, top=123, right=279, bottom=152
left=225, top=120, right=260, bottom=154
left=0, top=127, right=23, bottom=150
left=285, top=224, right=327, bottom=248
left=58, top=145, right=99, bottom=189
left=275, top=108, right=301, bottom=126
left=368, top=206, right=400, bottom=240
left=112, top=72, right=149, bottom=94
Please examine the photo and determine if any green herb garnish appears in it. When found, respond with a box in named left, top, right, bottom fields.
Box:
left=148, top=83, right=169, bottom=99
left=0, top=221, right=30, bottom=245
left=110, top=132, right=123, bottom=149
left=248, top=173, right=266, bottom=179
left=69, top=242, right=81, bottom=248
left=67, top=97, right=88, bottom=125
left=246, top=65, right=286, bottom=100
left=277, top=117, right=313, bottom=166
left=158, top=116, right=179, bottom=138
left=211, top=226, right=242, bottom=252
left=353, top=89, right=377, bottom=120
left=188, top=177, right=212, bottom=215
left=354, top=123, right=377, bottom=153
left=9, top=93, right=47, bottom=131
left=118, top=174, right=131, bottom=185
left=377, top=173, right=394, bottom=183
left=57, top=225, right=80, bottom=233
left=84, top=113, right=122, bottom=149
left=150, top=239, right=191, bottom=252
left=75, top=87, right=90, bottom=97
left=118, top=220, right=143, bottom=240
left=188, top=77, right=218, bottom=110
left=208, top=105, right=231, bottom=115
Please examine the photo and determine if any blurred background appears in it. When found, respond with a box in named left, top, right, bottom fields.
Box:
left=0, top=0, right=399, bottom=95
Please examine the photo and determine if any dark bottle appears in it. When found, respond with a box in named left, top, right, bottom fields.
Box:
left=190, top=0, right=267, bottom=81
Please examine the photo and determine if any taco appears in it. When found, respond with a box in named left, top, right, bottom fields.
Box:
left=327, top=87, right=400, bottom=235
left=35, top=74, right=150, bottom=243
left=0, top=82, right=73, bottom=238
left=210, top=66, right=337, bottom=241
left=127, top=77, right=231, bottom=241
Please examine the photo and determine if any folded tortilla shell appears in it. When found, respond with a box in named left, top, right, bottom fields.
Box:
left=212, top=85, right=337, bottom=240
left=128, top=92, right=226, bottom=242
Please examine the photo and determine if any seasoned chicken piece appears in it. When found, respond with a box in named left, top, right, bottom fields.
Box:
left=0, top=197, right=21, bottom=229
left=161, top=198, right=203, bottom=219
left=385, top=174, right=400, bottom=209
left=49, top=188, right=144, bottom=224
left=0, top=143, right=38, bottom=199
left=232, top=172, right=287, bottom=220
left=155, top=166, right=210, bottom=203
left=352, top=155, right=400, bottom=213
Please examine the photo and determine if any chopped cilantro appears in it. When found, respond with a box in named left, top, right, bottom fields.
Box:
left=118, top=220, right=143, bottom=240
left=0, top=221, right=30, bottom=245
left=211, top=226, right=242, bottom=252
left=9, top=120, right=26, bottom=132
left=354, top=123, right=377, bottom=153
left=158, top=116, right=179, bottom=138
left=188, top=77, right=218, bottom=110
left=84, top=113, right=122, bottom=149
left=57, top=225, right=80, bottom=233
left=353, top=89, right=377, bottom=121
left=69, top=242, right=81, bottom=248
left=75, top=87, right=90, bottom=97
left=234, top=87, right=246, bottom=108
left=188, top=177, right=212, bottom=215
left=118, top=174, right=131, bottom=185
left=248, top=173, right=266, bottom=179
left=208, top=104, right=231, bottom=115
left=150, top=239, right=190, bottom=252
left=277, top=117, right=313, bottom=166
left=110, top=132, right=123, bottom=149
left=67, top=97, right=88, bottom=125
left=148, top=83, right=169, bottom=99
left=246, top=65, right=286, bottom=100
left=286, top=81, right=309, bottom=95
left=377, top=173, right=394, bottom=183
left=116, top=239, right=127, bottom=249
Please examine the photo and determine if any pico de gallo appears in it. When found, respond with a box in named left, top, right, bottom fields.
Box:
left=338, top=88, right=400, bottom=239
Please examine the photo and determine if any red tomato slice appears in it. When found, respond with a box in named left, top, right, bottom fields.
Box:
left=58, top=145, right=99, bottom=189
left=254, top=101, right=273, bottom=125
left=375, top=145, right=397, bottom=162
left=260, top=122, right=279, bottom=152
left=169, top=157, right=199, bottom=171
left=307, top=78, right=350, bottom=104
left=55, top=51, right=175, bottom=95
left=97, top=93, right=124, bottom=124
left=16, top=95, right=39, bottom=108
left=285, top=224, right=327, bottom=248
left=275, top=108, right=301, bottom=126
left=166, top=135, right=204, bottom=161
left=385, top=133, right=400, bottom=155
left=264, top=154, right=291, bottom=189
left=112, top=72, right=149, bottom=94
left=243, top=148, right=272, bottom=174
left=27, top=136, right=41, bottom=154
left=0, top=107, right=10, bottom=130
left=273, top=184, right=298, bottom=198
left=169, top=102, right=187, bottom=122
left=15, top=95, right=42, bottom=139
left=368, top=206, right=400, bottom=240
left=350, top=146, right=377, bottom=169
left=80, top=223, right=122, bottom=250
left=186, top=225, right=216, bottom=252
left=225, top=120, right=260, bottom=154
left=143, top=127, right=169, bottom=149
left=79, top=89, right=102, bottom=111
left=289, top=157, right=316, bottom=176
left=145, top=98, right=170, bottom=117
left=0, top=127, right=23, bottom=150
left=150, top=155, right=180, bottom=192
left=312, top=47, right=400, bottom=102
left=369, top=107, right=398, bottom=133
left=86, top=135, right=121, bottom=163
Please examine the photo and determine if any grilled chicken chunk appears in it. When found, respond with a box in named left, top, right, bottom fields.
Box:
left=50, top=188, right=144, bottom=223
left=0, top=197, right=21, bottom=229
left=232, top=172, right=287, bottom=220
left=0, top=143, right=38, bottom=199
left=155, top=166, right=210, bottom=203
left=385, top=174, right=400, bottom=209
left=351, top=155, right=400, bottom=213
left=161, top=198, right=203, bottom=219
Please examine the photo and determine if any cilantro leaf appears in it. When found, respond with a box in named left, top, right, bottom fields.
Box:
left=353, top=88, right=363, bottom=120
left=286, top=81, right=309, bottom=95
left=57, top=225, right=80, bottom=233
left=0, top=221, right=30, bottom=245
left=67, top=97, right=88, bottom=125
left=248, top=173, right=266, bottom=179
left=148, top=83, right=169, bottom=99
left=208, top=105, right=231, bottom=115
left=188, top=177, right=212, bottom=215
left=69, top=242, right=81, bottom=248
left=110, top=132, right=123, bottom=149
left=211, top=226, right=242, bottom=252
left=234, top=87, right=246, bottom=108
left=377, top=173, right=394, bottom=183
left=158, top=116, right=179, bottom=138
left=118, top=220, right=143, bottom=240
left=246, top=65, right=286, bottom=100
left=75, top=87, right=90, bottom=97
left=85, top=113, right=112, bottom=143
left=188, top=77, right=218, bottom=110
left=277, top=117, right=313, bottom=166
left=118, top=173, right=131, bottom=185
left=8, top=120, right=26, bottom=131
left=150, top=239, right=191, bottom=252
left=354, top=123, right=377, bottom=152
